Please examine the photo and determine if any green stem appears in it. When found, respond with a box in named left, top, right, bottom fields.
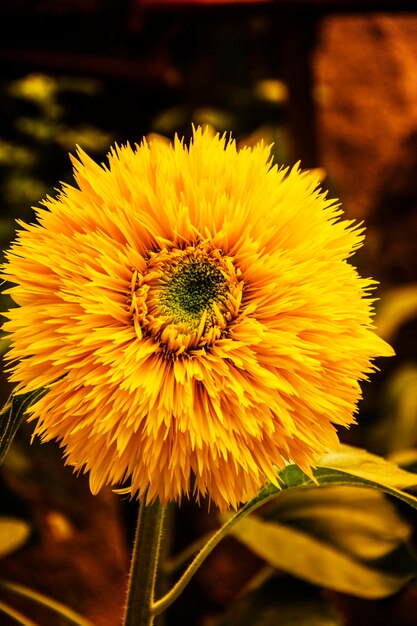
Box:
left=152, top=488, right=278, bottom=616
left=154, top=503, right=174, bottom=626
left=123, top=497, right=166, bottom=626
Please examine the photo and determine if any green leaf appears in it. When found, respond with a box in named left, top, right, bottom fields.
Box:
left=218, top=445, right=417, bottom=569
left=264, top=486, right=412, bottom=560
left=154, top=445, right=417, bottom=614
left=317, top=444, right=417, bottom=489
left=221, top=445, right=417, bottom=598
left=216, top=576, right=342, bottom=626
left=0, top=517, right=31, bottom=558
left=0, top=388, right=45, bottom=464
left=271, top=444, right=417, bottom=513
left=227, top=511, right=414, bottom=598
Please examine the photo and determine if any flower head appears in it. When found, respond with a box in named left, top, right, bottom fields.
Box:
left=1, top=127, right=393, bottom=510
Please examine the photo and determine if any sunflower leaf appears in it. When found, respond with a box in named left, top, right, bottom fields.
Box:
left=223, top=445, right=417, bottom=598
left=268, top=444, right=417, bottom=512
left=317, top=444, right=417, bottom=489
left=227, top=512, right=414, bottom=598
left=263, top=486, right=412, bottom=561
left=0, top=388, right=45, bottom=464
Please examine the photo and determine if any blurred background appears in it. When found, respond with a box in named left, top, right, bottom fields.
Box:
left=1, top=1, right=417, bottom=625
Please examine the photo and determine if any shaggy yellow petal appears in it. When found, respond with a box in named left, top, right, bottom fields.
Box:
left=1, top=126, right=393, bottom=510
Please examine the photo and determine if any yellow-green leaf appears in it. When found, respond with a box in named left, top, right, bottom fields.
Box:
left=218, top=447, right=417, bottom=598
left=228, top=513, right=413, bottom=598
left=266, top=486, right=411, bottom=560
left=317, top=444, right=417, bottom=490
left=160, top=446, right=417, bottom=612
left=0, top=518, right=30, bottom=558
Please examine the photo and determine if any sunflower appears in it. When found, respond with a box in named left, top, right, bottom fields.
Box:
left=1, top=126, right=393, bottom=510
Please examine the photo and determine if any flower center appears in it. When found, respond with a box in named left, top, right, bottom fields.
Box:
left=129, top=244, right=244, bottom=356
left=159, top=258, right=227, bottom=325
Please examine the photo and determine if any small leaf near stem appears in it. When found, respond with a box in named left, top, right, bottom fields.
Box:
left=123, top=497, right=166, bottom=626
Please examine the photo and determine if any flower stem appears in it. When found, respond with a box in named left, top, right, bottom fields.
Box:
left=153, top=488, right=278, bottom=616
left=123, top=497, right=166, bottom=626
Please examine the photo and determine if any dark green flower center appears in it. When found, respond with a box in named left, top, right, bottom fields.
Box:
left=160, top=258, right=227, bottom=323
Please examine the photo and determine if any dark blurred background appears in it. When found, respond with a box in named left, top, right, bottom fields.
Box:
left=1, top=1, right=417, bottom=625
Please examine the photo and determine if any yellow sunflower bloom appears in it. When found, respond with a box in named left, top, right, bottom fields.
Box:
left=1, top=126, right=393, bottom=510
